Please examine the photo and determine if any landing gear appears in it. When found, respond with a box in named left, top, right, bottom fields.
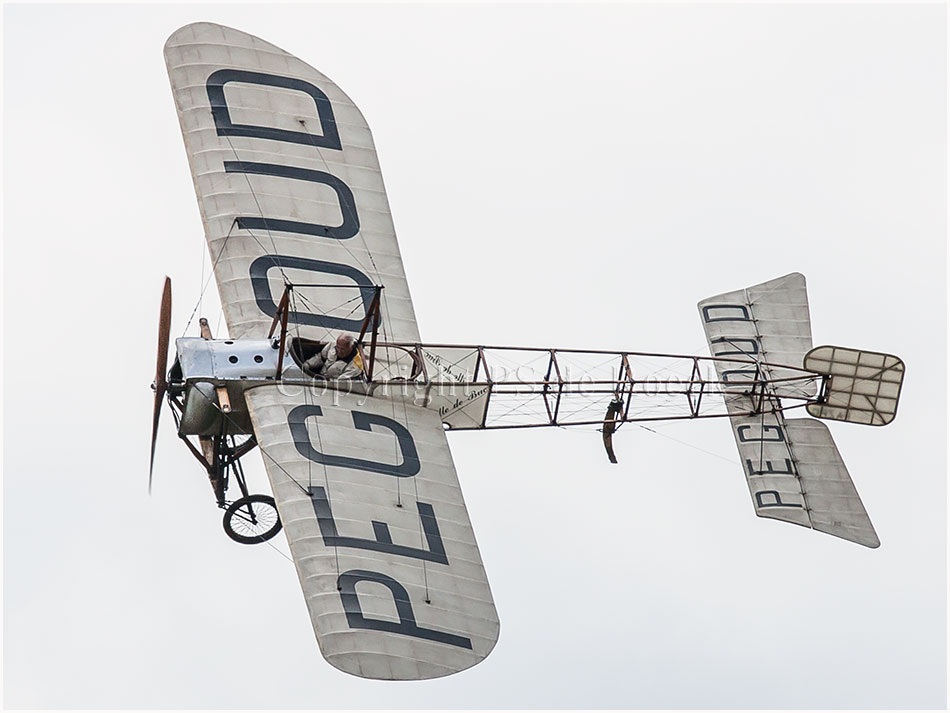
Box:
left=165, top=411, right=283, bottom=545
left=160, top=313, right=282, bottom=545
left=205, top=434, right=282, bottom=544
left=223, top=494, right=282, bottom=544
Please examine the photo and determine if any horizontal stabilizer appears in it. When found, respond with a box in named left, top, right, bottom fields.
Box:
left=698, top=272, right=816, bottom=400
left=699, top=274, right=879, bottom=547
left=783, top=418, right=879, bottom=548
left=805, top=346, right=905, bottom=426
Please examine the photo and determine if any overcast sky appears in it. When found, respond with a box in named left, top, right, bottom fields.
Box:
left=3, top=2, right=946, bottom=709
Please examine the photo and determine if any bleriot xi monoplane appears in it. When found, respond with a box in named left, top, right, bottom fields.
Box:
left=154, top=23, right=906, bottom=680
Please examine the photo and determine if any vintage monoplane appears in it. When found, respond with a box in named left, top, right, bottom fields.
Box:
left=154, top=22, right=906, bottom=680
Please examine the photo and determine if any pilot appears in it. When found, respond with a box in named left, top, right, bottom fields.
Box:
left=303, top=333, right=364, bottom=380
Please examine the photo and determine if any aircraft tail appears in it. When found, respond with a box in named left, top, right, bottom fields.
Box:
left=697, top=273, right=903, bottom=548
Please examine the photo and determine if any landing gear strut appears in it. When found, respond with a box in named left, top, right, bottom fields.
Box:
left=206, top=433, right=283, bottom=544
left=164, top=403, right=284, bottom=545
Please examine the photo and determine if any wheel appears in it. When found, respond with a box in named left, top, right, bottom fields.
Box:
left=223, top=494, right=282, bottom=544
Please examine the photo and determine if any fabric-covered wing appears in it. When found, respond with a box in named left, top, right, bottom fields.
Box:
left=699, top=273, right=879, bottom=548
left=164, top=22, right=419, bottom=342
left=245, top=386, right=499, bottom=679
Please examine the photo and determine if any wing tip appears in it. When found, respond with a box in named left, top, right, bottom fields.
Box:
left=164, top=21, right=257, bottom=54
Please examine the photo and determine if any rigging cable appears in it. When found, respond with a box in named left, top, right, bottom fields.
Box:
left=288, top=287, right=343, bottom=581
left=744, top=286, right=812, bottom=521
left=223, top=135, right=291, bottom=287
left=187, top=385, right=311, bottom=498
left=182, top=218, right=239, bottom=336
left=299, top=118, right=432, bottom=603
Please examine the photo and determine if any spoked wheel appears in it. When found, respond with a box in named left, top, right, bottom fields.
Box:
left=223, top=494, right=282, bottom=544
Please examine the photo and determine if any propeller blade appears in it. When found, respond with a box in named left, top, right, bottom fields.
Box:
left=149, top=276, right=172, bottom=492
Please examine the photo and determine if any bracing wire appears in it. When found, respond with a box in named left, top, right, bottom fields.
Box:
left=297, top=117, right=432, bottom=601
left=182, top=219, right=239, bottom=336
left=187, top=386, right=311, bottom=498
left=223, top=135, right=291, bottom=287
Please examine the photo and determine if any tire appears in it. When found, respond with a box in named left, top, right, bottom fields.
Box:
left=223, top=494, right=282, bottom=544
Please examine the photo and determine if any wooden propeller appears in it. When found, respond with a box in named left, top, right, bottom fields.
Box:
left=149, top=277, right=172, bottom=492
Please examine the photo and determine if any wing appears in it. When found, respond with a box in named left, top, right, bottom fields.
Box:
left=245, top=386, right=499, bottom=679
left=164, top=22, right=419, bottom=342
left=166, top=23, right=499, bottom=677
left=699, top=273, right=879, bottom=548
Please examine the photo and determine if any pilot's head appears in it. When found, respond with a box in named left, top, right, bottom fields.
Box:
left=336, top=333, right=356, bottom=358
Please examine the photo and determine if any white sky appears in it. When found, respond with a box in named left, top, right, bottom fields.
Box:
left=2, top=2, right=946, bottom=709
